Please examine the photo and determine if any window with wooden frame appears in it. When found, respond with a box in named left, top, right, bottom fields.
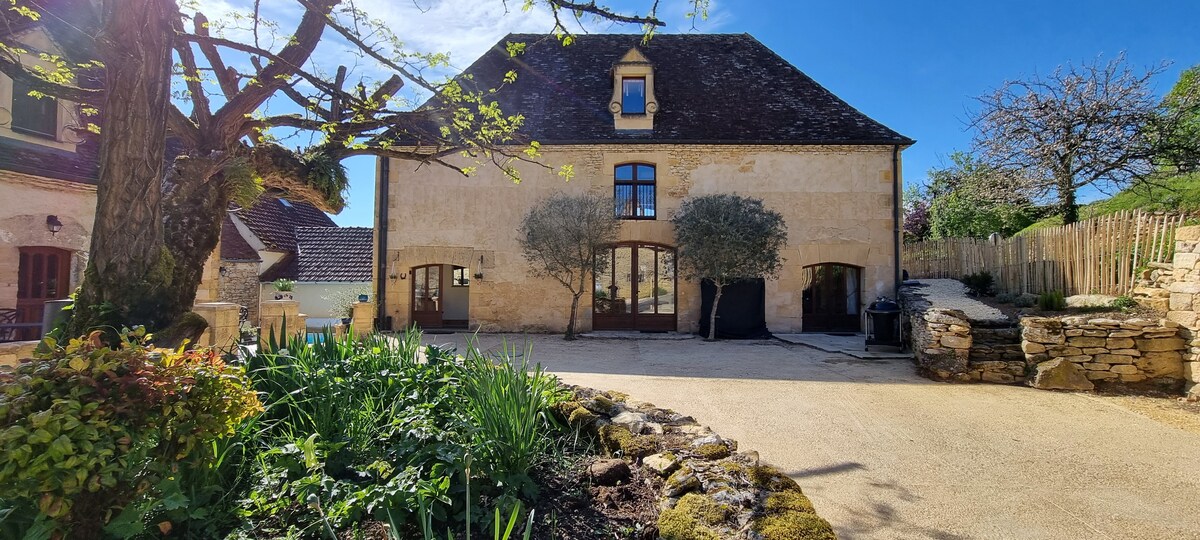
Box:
left=11, top=79, right=58, bottom=139
left=451, top=266, right=470, bottom=286
left=614, top=163, right=655, bottom=219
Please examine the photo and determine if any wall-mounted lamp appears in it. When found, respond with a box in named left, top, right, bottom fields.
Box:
left=473, top=255, right=485, bottom=281
left=46, top=215, right=63, bottom=236
left=219, top=266, right=229, bottom=277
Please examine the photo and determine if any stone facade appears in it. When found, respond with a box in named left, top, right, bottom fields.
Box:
left=1022, top=316, right=1185, bottom=391
left=0, top=340, right=37, bottom=368
left=193, top=302, right=241, bottom=351
left=0, top=171, right=95, bottom=312
left=259, top=299, right=306, bottom=342
left=383, top=144, right=900, bottom=334
left=218, top=260, right=261, bottom=324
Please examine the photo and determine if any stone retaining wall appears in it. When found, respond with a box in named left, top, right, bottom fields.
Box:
left=1131, top=225, right=1200, bottom=396
left=902, top=285, right=1026, bottom=384
left=0, top=340, right=37, bottom=368
left=556, top=386, right=837, bottom=539
left=1022, top=316, right=1185, bottom=391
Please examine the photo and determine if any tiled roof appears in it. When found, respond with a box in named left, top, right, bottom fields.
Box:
left=0, top=136, right=99, bottom=184
left=233, top=195, right=335, bottom=252
left=219, top=214, right=261, bottom=261
left=262, top=227, right=373, bottom=283
left=399, top=33, right=912, bottom=146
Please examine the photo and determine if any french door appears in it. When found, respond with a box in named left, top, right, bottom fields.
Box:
left=593, top=243, right=676, bottom=331
left=411, top=264, right=443, bottom=328
left=801, top=263, right=861, bottom=332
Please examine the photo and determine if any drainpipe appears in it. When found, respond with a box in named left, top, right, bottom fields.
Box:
left=376, top=157, right=390, bottom=329
left=892, top=144, right=902, bottom=299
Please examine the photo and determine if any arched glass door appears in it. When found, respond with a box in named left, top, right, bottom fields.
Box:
left=411, top=264, right=443, bottom=328
left=593, top=243, right=676, bottom=331
left=801, top=263, right=861, bottom=332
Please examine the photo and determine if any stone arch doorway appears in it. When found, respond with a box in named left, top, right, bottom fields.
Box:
left=411, top=263, right=470, bottom=329
left=593, top=242, right=677, bottom=332
left=801, top=263, right=862, bottom=333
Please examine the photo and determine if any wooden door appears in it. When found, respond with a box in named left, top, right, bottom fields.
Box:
left=16, top=247, right=71, bottom=339
left=801, top=263, right=861, bottom=332
left=411, top=264, right=443, bottom=328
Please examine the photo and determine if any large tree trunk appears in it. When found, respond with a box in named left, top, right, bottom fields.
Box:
left=1059, top=177, right=1079, bottom=225
left=162, top=156, right=229, bottom=318
left=67, top=0, right=177, bottom=337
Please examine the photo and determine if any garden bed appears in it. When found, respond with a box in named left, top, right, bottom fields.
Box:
left=0, top=329, right=835, bottom=539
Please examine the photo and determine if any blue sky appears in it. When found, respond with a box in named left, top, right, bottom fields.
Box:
left=316, top=0, right=1200, bottom=226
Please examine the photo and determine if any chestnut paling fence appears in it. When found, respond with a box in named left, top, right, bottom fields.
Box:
left=902, top=210, right=1188, bottom=296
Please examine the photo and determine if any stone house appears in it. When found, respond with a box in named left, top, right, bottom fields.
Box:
left=0, top=22, right=98, bottom=340
left=219, top=195, right=371, bottom=326
left=376, top=34, right=913, bottom=334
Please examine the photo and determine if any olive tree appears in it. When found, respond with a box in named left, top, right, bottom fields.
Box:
left=519, top=192, right=620, bottom=340
left=671, top=194, right=787, bottom=340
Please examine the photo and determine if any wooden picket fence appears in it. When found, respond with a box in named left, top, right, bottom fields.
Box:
left=902, top=210, right=1188, bottom=296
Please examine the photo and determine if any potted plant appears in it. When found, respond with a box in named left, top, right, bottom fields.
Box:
left=273, top=278, right=295, bottom=300
left=358, top=293, right=370, bottom=303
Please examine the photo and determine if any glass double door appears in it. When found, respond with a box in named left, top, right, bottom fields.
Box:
left=593, top=243, right=676, bottom=331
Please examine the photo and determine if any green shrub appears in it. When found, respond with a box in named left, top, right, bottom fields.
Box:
left=961, top=271, right=995, bottom=297
left=0, top=329, right=260, bottom=538
left=1038, top=291, right=1067, bottom=311
left=1110, top=295, right=1138, bottom=310
left=457, top=341, right=568, bottom=498
left=994, top=292, right=1016, bottom=304
left=272, top=278, right=295, bottom=292
left=1013, top=294, right=1036, bottom=308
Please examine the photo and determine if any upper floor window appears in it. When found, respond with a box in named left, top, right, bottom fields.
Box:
left=11, top=79, right=58, bottom=139
left=615, top=163, right=655, bottom=219
left=621, top=77, right=646, bottom=115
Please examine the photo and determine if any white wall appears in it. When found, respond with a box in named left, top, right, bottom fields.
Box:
left=261, top=282, right=371, bottom=327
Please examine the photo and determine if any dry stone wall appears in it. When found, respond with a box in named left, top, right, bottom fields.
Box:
left=901, top=285, right=1026, bottom=383
left=1131, top=225, right=1200, bottom=396
left=1022, top=316, right=1185, bottom=391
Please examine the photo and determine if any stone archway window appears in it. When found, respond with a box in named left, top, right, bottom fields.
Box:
left=614, top=163, right=656, bottom=219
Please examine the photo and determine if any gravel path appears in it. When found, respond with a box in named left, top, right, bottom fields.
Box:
left=424, top=333, right=1200, bottom=540
left=907, top=278, right=1008, bottom=322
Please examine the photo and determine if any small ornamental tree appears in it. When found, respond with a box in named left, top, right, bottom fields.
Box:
left=519, top=193, right=620, bottom=340
left=671, top=194, right=788, bottom=340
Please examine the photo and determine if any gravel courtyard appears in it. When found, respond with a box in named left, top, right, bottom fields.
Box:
left=423, top=333, right=1200, bottom=539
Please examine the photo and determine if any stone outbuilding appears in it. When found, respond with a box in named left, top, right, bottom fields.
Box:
left=376, top=33, right=913, bottom=334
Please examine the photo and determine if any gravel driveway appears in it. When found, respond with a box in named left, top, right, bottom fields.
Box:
left=423, top=333, right=1200, bottom=540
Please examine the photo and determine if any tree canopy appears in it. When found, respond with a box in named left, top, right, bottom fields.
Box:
left=969, top=54, right=1170, bottom=224
left=671, top=193, right=787, bottom=340
left=518, top=192, right=620, bottom=339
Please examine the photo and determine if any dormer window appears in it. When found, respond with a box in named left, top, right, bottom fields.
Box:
left=622, top=78, right=646, bottom=114
left=11, top=79, right=58, bottom=139
left=610, top=48, right=657, bottom=130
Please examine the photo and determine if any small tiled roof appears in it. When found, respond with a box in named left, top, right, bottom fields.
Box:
left=399, top=33, right=912, bottom=146
left=233, top=195, right=336, bottom=252
left=262, top=227, right=372, bottom=283
left=219, top=214, right=261, bottom=261
left=0, top=136, right=99, bottom=184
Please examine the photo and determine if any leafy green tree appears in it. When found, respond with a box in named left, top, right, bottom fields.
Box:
left=925, top=152, right=1037, bottom=239
left=671, top=194, right=788, bottom=340
left=519, top=193, right=620, bottom=340
left=1154, top=65, right=1200, bottom=173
